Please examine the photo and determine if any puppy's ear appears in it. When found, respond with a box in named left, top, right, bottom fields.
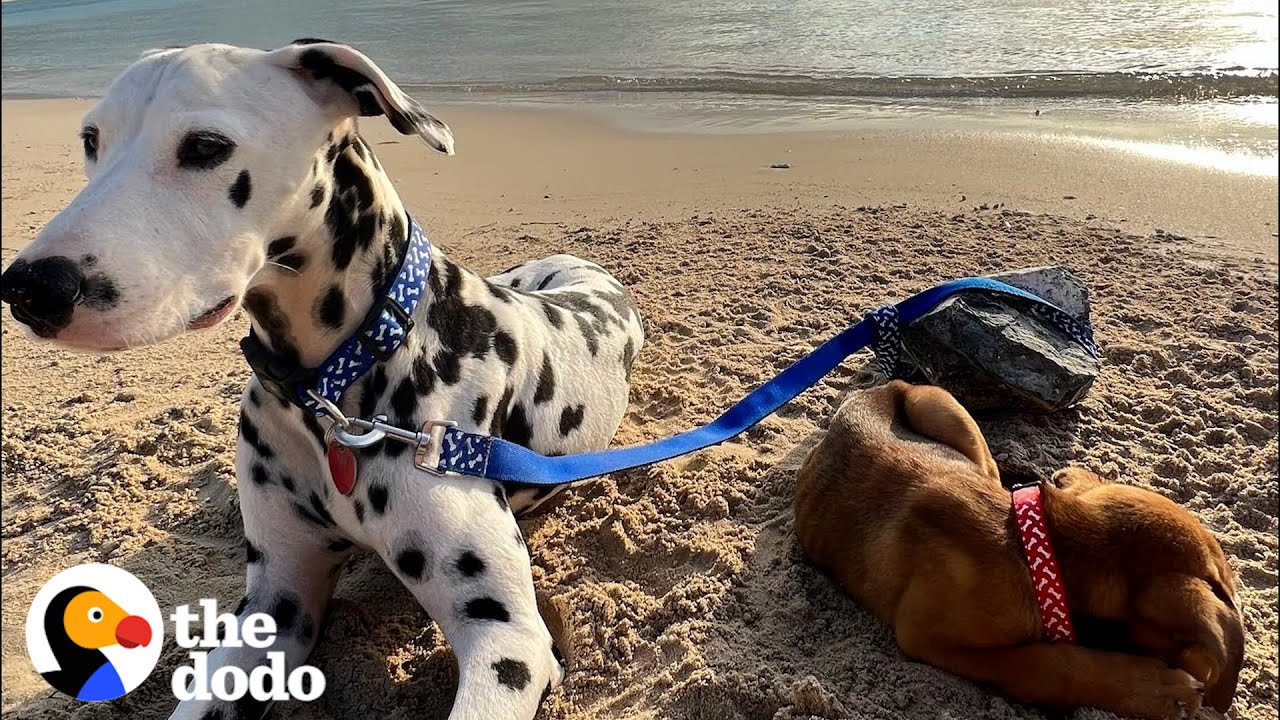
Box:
left=268, top=39, right=454, bottom=155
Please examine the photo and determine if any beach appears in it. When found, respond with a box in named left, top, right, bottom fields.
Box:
left=1, top=96, right=1277, bottom=720
left=3, top=99, right=1277, bottom=260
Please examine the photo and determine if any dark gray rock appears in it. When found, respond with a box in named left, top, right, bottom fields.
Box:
left=897, top=266, right=1100, bottom=413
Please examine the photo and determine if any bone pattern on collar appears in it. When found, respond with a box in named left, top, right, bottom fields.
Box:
left=243, top=216, right=432, bottom=412
left=302, top=217, right=431, bottom=411
left=1012, top=484, right=1077, bottom=643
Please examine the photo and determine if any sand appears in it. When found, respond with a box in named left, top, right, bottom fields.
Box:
left=2, top=100, right=1277, bottom=261
left=1, top=99, right=1277, bottom=720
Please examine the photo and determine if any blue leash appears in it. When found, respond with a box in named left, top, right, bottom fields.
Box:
left=433, top=277, right=1098, bottom=485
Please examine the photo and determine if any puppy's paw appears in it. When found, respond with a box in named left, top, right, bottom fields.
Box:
left=1121, top=661, right=1204, bottom=720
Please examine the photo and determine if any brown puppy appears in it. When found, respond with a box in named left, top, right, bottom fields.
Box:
left=794, top=381, right=1243, bottom=719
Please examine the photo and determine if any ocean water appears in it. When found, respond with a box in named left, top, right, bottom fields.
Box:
left=2, top=0, right=1277, bottom=171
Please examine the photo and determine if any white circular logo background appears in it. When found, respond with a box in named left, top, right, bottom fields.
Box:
left=25, top=563, right=164, bottom=700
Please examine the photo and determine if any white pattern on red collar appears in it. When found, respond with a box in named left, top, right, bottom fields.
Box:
left=1012, top=484, right=1077, bottom=643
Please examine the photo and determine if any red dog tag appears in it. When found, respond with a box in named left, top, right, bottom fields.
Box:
left=327, top=442, right=357, bottom=495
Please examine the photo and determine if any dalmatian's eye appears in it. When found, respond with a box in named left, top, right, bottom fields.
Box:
left=80, top=126, right=99, bottom=162
left=87, top=607, right=104, bottom=623
left=177, top=131, right=236, bottom=170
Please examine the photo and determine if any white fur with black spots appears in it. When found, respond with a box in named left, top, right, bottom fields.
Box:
left=0, top=40, right=644, bottom=720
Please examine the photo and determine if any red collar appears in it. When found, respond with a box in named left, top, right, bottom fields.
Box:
left=1011, top=484, right=1076, bottom=643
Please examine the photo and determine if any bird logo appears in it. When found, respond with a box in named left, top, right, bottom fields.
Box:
left=25, top=564, right=163, bottom=702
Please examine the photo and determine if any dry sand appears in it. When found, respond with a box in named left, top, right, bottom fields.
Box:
left=1, top=99, right=1277, bottom=720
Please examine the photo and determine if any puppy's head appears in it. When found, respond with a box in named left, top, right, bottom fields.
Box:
left=1080, top=484, right=1245, bottom=712
left=0, top=40, right=451, bottom=351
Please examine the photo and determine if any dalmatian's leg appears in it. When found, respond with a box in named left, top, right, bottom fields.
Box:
left=169, top=400, right=352, bottom=720
left=372, top=474, right=563, bottom=720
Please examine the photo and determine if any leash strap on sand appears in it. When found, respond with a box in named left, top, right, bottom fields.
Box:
left=434, top=277, right=1098, bottom=485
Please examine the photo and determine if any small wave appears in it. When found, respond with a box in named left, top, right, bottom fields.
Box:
left=411, top=71, right=1279, bottom=101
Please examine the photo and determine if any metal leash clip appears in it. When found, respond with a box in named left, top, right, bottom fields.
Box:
left=309, top=391, right=457, bottom=472
left=413, top=420, right=458, bottom=475
left=310, top=391, right=383, bottom=448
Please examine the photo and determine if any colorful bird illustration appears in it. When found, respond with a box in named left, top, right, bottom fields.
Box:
left=40, top=585, right=152, bottom=701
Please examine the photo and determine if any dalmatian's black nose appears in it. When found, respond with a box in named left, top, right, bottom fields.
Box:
left=0, top=256, right=85, bottom=337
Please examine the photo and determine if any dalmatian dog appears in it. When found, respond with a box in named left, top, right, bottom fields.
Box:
left=0, top=41, right=644, bottom=720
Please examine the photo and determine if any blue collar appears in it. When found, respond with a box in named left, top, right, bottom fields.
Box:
left=240, top=217, right=433, bottom=413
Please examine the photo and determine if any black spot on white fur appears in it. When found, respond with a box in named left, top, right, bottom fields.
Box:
left=243, top=292, right=297, bottom=365
left=325, top=139, right=379, bottom=271
left=315, top=285, right=345, bottom=329
left=251, top=463, right=271, bottom=486
left=622, top=336, right=638, bottom=379
left=503, top=403, right=533, bottom=448
left=487, top=282, right=512, bottom=303
left=277, top=252, right=307, bottom=272
left=390, top=377, right=417, bottom=421
left=412, top=354, right=436, bottom=395
left=559, top=404, right=585, bottom=436
left=455, top=551, right=486, bottom=577
left=359, top=364, right=389, bottom=420
left=81, top=274, right=119, bottom=310
left=395, top=535, right=431, bottom=582
left=239, top=411, right=275, bottom=459
left=492, top=658, right=531, bottom=691
left=464, top=597, right=510, bottom=622
left=573, top=314, right=599, bottom=355
left=426, top=259, right=500, bottom=383
left=267, top=237, right=296, bottom=257
left=534, top=356, right=556, bottom=404
left=493, top=330, right=518, bottom=365
left=293, top=491, right=336, bottom=528
left=542, top=302, right=564, bottom=329
left=489, top=387, right=514, bottom=437
left=368, top=484, right=389, bottom=515
left=229, top=170, right=251, bottom=208
left=535, top=271, right=559, bottom=291
left=271, top=594, right=299, bottom=633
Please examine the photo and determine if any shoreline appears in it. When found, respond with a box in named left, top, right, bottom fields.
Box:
left=3, top=98, right=1276, bottom=260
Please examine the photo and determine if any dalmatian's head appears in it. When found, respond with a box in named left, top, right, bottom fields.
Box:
left=0, top=40, right=451, bottom=351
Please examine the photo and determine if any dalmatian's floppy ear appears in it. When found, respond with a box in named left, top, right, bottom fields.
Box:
left=270, top=39, right=454, bottom=155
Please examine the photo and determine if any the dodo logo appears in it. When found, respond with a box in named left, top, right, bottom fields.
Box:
left=25, top=564, right=163, bottom=702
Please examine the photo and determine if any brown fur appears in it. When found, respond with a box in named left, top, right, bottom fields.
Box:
left=794, top=381, right=1244, bottom=719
